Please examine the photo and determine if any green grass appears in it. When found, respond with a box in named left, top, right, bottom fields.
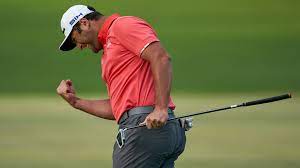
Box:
left=0, top=93, right=299, bottom=168
left=0, top=0, right=299, bottom=93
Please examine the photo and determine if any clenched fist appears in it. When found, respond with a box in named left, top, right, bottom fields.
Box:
left=56, top=79, right=78, bottom=107
left=140, top=108, right=169, bottom=129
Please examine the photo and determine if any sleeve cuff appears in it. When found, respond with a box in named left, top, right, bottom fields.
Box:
left=139, top=39, right=160, bottom=57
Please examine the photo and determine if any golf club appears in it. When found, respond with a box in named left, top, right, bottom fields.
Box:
left=116, top=93, right=292, bottom=148
left=126, top=93, right=292, bottom=130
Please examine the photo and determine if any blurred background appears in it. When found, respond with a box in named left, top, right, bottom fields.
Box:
left=0, top=0, right=299, bottom=167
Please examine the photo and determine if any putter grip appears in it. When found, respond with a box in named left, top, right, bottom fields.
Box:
left=243, top=93, right=292, bottom=106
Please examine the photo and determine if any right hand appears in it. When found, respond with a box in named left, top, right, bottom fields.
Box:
left=56, top=79, right=78, bottom=107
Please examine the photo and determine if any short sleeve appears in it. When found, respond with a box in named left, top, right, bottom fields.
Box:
left=112, top=17, right=160, bottom=56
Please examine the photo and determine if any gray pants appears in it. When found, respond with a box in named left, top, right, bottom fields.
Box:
left=113, top=113, right=186, bottom=168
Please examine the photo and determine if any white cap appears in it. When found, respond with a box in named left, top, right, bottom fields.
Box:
left=59, top=5, right=94, bottom=51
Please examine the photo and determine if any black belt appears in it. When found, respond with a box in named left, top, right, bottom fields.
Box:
left=118, top=106, right=174, bottom=124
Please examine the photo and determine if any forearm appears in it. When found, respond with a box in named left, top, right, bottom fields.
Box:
left=141, top=42, right=173, bottom=111
left=150, top=49, right=172, bottom=111
left=141, top=42, right=173, bottom=129
left=74, top=98, right=115, bottom=120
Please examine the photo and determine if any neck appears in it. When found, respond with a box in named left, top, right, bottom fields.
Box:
left=92, top=16, right=108, bottom=51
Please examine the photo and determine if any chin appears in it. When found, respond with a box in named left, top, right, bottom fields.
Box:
left=92, top=48, right=100, bottom=53
left=92, top=46, right=103, bottom=53
left=88, top=45, right=100, bottom=53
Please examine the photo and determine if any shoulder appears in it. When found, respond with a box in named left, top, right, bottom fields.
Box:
left=114, top=16, right=147, bottom=26
left=111, top=16, right=152, bottom=33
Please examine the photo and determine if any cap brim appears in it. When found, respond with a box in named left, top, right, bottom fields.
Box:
left=59, top=33, right=76, bottom=51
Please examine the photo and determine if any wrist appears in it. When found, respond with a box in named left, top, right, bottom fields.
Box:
left=154, top=106, right=168, bottom=113
left=71, top=97, right=81, bottom=109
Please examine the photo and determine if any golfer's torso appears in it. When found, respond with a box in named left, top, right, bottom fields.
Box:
left=101, top=40, right=156, bottom=122
left=100, top=16, right=175, bottom=122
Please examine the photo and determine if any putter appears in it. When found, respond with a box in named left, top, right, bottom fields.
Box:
left=116, top=93, right=292, bottom=148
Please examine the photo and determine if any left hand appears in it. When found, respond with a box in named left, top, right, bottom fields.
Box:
left=140, top=108, right=169, bottom=129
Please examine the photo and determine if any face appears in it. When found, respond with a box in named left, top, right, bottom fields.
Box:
left=71, top=18, right=102, bottom=53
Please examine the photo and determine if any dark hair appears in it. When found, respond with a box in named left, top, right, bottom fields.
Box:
left=84, top=6, right=103, bottom=20
left=73, top=5, right=103, bottom=33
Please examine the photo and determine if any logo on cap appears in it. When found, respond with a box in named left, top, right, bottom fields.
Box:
left=69, top=13, right=83, bottom=26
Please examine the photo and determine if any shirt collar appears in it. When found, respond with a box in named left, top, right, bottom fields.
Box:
left=98, top=14, right=120, bottom=46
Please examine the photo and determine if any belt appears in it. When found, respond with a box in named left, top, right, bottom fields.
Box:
left=118, top=106, right=174, bottom=124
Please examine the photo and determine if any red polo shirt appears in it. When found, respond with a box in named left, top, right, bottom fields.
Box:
left=98, top=14, right=176, bottom=122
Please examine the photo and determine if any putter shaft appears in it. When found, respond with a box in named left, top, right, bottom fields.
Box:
left=126, top=93, right=292, bottom=130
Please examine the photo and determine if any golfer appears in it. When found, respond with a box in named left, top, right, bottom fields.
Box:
left=56, top=5, right=186, bottom=168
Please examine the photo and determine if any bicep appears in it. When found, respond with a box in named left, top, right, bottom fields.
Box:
left=141, top=41, right=170, bottom=63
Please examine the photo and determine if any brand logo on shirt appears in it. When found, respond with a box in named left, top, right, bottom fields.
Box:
left=69, top=13, right=83, bottom=26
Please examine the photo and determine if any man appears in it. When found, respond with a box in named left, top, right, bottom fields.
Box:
left=57, top=5, right=186, bottom=168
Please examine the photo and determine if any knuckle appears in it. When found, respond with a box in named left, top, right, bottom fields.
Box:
left=146, top=123, right=151, bottom=129
left=56, top=89, right=61, bottom=94
left=56, top=87, right=63, bottom=94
